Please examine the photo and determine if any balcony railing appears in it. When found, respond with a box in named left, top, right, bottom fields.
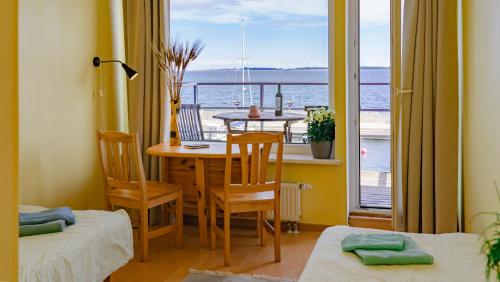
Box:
left=184, top=81, right=390, bottom=112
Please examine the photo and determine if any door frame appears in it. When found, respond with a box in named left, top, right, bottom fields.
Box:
left=347, top=0, right=361, bottom=213
left=347, top=0, right=398, bottom=214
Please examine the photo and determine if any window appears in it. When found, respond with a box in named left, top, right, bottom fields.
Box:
left=171, top=0, right=329, bottom=143
left=348, top=0, right=392, bottom=210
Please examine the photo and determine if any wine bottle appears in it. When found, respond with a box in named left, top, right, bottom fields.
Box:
left=275, top=85, right=283, bottom=116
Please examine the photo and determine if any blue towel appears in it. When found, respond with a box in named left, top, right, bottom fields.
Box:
left=19, top=207, right=76, bottom=226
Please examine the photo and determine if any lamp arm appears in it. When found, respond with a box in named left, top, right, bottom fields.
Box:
left=100, top=59, right=124, bottom=64
left=92, top=57, right=125, bottom=67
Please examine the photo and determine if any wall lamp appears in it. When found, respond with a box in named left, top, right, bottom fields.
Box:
left=92, top=57, right=138, bottom=80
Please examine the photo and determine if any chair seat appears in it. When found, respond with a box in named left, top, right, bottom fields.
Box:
left=211, top=187, right=275, bottom=203
left=108, top=181, right=181, bottom=201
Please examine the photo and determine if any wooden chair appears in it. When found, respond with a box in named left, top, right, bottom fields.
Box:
left=178, top=104, right=204, bottom=141
left=210, top=132, right=284, bottom=266
left=96, top=131, right=183, bottom=262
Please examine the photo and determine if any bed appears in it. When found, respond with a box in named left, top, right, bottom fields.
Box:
left=19, top=205, right=133, bottom=282
left=299, top=226, right=485, bottom=282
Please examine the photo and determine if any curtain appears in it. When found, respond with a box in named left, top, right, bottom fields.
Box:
left=124, top=0, right=170, bottom=181
left=395, top=0, right=459, bottom=233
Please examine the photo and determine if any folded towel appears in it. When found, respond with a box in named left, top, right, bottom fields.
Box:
left=19, top=219, right=66, bottom=237
left=19, top=207, right=75, bottom=226
left=342, top=233, right=406, bottom=252
left=353, top=237, right=434, bottom=265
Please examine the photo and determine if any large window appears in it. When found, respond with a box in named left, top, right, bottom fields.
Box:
left=171, top=0, right=328, bottom=143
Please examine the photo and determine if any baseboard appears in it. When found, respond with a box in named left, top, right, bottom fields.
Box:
left=184, top=214, right=330, bottom=232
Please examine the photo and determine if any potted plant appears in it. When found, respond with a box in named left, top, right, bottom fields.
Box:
left=474, top=182, right=500, bottom=281
left=304, top=107, right=335, bottom=159
left=153, top=39, right=204, bottom=146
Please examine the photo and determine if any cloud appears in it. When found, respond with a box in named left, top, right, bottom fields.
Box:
left=171, top=0, right=328, bottom=26
left=360, top=0, right=390, bottom=26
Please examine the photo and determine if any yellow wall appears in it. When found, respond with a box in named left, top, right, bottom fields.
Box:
left=19, top=0, right=106, bottom=210
left=0, top=1, right=19, bottom=280
left=463, top=0, right=500, bottom=233
left=271, top=0, right=347, bottom=226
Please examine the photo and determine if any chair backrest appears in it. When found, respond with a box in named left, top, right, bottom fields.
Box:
left=178, top=104, right=204, bottom=141
left=97, top=131, right=147, bottom=201
left=224, top=132, right=284, bottom=198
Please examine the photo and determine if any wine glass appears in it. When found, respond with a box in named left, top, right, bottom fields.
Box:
left=286, top=95, right=295, bottom=112
left=232, top=93, right=241, bottom=110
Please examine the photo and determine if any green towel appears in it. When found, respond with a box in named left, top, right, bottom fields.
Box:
left=19, top=219, right=66, bottom=237
left=353, top=237, right=434, bottom=265
left=342, top=233, right=406, bottom=252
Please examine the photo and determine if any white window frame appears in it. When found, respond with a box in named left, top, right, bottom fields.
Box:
left=347, top=0, right=361, bottom=213
left=347, top=0, right=396, bottom=214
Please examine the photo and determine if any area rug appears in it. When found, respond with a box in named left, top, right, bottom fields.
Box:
left=183, top=269, right=297, bottom=282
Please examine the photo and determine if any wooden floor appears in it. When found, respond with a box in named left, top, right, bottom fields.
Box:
left=360, top=171, right=392, bottom=208
left=115, top=225, right=321, bottom=282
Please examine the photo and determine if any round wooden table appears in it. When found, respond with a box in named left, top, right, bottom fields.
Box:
left=212, top=111, right=305, bottom=142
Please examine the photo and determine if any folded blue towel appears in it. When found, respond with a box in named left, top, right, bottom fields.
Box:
left=19, top=207, right=76, bottom=226
left=19, top=219, right=66, bottom=237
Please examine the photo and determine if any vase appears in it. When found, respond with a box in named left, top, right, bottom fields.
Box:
left=310, top=141, right=333, bottom=159
left=169, top=100, right=181, bottom=146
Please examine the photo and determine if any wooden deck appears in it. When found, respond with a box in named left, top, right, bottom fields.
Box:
left=360, top=171, right=391, bottom=208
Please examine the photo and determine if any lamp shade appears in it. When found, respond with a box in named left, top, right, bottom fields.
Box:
left=121, top=63, right=138, bottom=80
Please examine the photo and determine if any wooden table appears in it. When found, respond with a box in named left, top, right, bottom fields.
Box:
left=212, top=111, right=305, bottom=142
left=147, top=142, right=243, bottom=248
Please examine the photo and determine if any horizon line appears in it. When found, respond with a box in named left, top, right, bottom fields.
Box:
left=188, top=66, right=390, bottom=71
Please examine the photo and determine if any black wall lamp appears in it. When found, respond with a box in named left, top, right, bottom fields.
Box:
left=92, top=57, right=138, bottom=80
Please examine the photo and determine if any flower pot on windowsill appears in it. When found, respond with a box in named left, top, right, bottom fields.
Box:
left=310, top=140, right=335, bottom=159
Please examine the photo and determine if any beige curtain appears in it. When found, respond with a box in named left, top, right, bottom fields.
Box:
left=396, top=0, right=459, bottom=233
left=124, top=0, right=169, bottom=181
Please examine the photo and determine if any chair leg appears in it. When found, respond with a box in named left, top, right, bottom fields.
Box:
left=210, top=193, right=216, bottom=250
left=259, top=211, right=265, bottom=246
left=140, top=208, right=149, bottom=262
left=223, top=208, right=231, bottom=266
left=175, top=190, right=183, bottom=248
left=274, top=206, right=281, bottom=262
left=256, top=211, right=262, bottom=239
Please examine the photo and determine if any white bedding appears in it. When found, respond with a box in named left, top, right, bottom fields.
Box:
left=299, top=226, right=485, bottom=282
left=19, top=205, right=133, bottom=282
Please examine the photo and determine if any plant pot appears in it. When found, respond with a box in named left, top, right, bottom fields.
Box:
left=310, top=141, right=333, bottom=159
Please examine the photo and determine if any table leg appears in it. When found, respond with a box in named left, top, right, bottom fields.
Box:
left=195, top=158, right=208, bottom=247
left=225, top=121, right=232, bottom=133
left=284, top=121, right=292, bottom=142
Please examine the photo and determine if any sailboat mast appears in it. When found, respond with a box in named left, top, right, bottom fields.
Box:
left=240, top=18, right=246, bottom=107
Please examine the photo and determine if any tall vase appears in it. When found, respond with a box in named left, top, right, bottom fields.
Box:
left=169, top=100, right=181, bottom=146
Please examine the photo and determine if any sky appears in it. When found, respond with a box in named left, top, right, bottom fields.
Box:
left=171, top=0, right=390, bottom=70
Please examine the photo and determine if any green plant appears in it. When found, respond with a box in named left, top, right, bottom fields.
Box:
left=304, top=107, right=335, bottom=142
left=474, top=182, right=500, bottom=281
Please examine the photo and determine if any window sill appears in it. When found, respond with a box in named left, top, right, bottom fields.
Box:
left=269, top=153, right=342, bottom=166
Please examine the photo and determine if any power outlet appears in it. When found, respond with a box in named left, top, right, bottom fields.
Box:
left=299, top=183, right=313, bottom=190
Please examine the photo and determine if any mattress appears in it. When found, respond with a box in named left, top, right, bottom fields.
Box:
left=299, top=226, right=485, bottom=282
left=19, top=205, right=133, bottom=282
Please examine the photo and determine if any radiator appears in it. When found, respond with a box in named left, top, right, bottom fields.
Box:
left=267, top=183, right=301, bottom=222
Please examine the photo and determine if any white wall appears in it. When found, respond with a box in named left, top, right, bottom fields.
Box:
left=463, top=0, right=500, bottom=233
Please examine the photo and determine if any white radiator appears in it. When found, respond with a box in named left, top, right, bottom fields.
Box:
left=267, top=183, right=301, bottom=222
